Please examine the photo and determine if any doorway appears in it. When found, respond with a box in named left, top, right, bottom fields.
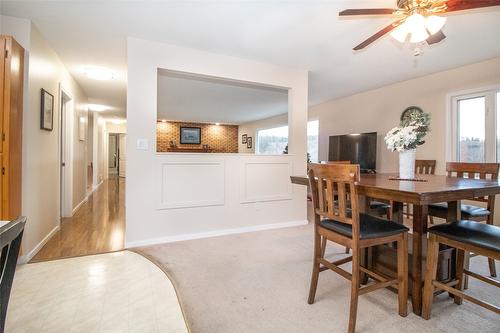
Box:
left=59, top=88, right=73, bottom=218
left=108, top=133, right=127, bottom=178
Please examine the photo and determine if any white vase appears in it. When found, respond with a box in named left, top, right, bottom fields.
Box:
left=399, top=149, right=416, bottom=179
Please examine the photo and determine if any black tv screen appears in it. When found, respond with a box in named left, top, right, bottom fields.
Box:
left=328, top=132, right=377, bottom=172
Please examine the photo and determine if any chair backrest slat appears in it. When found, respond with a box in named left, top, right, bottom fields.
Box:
left=308, top=163, right=361, bottom=238
left=446, top=162, right=500, bottom=203
left=415, top=159, right=436, bottom=175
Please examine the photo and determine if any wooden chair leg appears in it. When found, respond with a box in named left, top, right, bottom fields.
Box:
left=429, top=216, right=434, bottom=225
left=321, top=236, right=327, bottom=258
left=463, top=251, right=470, bottom=290
left=348, top=247, right=360, bottom=333
left=422, top=234, right=440, bottom=320
left=486, top=218, right=497, bottom=277
left=488, top=258, right=497, bottom=278
left=345, top=247, right=350, bottom=254
left=397, top=233, right=408, bottom=317
left=454, top=249, right=465, bottom=305
left=308, top=232, right=322, bottom=304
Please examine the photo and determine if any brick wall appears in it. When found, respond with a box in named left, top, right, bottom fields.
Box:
left=157, top=121, right=239, bottom=153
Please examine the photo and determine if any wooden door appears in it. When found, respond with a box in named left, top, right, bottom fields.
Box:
left=0, top=37, right=5, bottom=219
left=1, top=36, right=24, bottom=220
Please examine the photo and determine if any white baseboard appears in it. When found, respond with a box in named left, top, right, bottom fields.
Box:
left=18, top=225, right=60, bottom=264
left=93, top=180, right=103, bottom=192
left=125, top=220, right=309, bottom=248
left=72, top=196, right=88, bottom=215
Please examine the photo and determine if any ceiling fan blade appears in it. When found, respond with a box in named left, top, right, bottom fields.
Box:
left=353, top=20, right=402, bottom=51
left=427, top=30, right=446, bottom=45
left=339, top=8, right=397, bottom=16
left=444, top=0, right=500, bottom=12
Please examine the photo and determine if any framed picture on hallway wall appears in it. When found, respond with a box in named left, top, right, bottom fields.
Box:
left=40, top=89, right=54, bottom=131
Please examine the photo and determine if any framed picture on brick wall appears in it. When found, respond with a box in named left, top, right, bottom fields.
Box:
left=242, top=134, right=247, bottom=144
left=180, top=127, right=201, bottom=144
left=247, top=137, right=252, bottom=149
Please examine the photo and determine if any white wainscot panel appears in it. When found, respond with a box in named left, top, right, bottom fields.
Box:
left=158, top=159, right=225, bottom=209
left=241, top=160, right=292, bottom=203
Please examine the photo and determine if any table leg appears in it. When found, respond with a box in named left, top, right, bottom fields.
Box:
left=412, top=204, right=428, bottom=316
left=447, top=200, right=461, bottom=222
left=392, top=201, right=404, bottom=224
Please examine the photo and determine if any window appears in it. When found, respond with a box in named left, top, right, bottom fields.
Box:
left=457, top=97, right=485, bottom=162
left=451, top=88, right=500, bottom=163
left=307, top=120, right=319, bottom=162
left=256, top=120, right=319, bottom=156
left=257, top=125, right=288, bottom=154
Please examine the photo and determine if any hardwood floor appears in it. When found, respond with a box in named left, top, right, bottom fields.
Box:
left=31, top=176, right=125, bottom=262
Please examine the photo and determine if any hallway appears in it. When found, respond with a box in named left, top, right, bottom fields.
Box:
left=31, top=177, right=125, bottom=262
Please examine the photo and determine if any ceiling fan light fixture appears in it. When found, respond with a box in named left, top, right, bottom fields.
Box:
left=425, top=15, right=447, bottom=35
left=390, top=22, right=409, bottom=42
left=405, top=13, right=429, bottom=43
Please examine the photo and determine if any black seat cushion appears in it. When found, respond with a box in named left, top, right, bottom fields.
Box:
left=429, top=220, right=500, bottom=253
left=370, top=201, right=390, bottom=214
left=320, top=213, right=408, bottom=240
left=428, top=202, right=490, bottom=218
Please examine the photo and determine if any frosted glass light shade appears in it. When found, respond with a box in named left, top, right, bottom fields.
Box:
left=425, top=15, right=447, bottom=35
left=406, top=14, right=429, bottom=43
left=390, top=22, right=409, bottom=42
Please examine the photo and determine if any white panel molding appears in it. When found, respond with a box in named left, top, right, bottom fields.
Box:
left=240, top=158, right=293, bottom=203
left=18, top=225, right=60, bottom=264
left=125, top=219, right=308, bottom=248
left=157, top=157, right=225, bottom=209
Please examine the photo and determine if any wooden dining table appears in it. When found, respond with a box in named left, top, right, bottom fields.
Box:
left=291, top=172, right=500, bottom=316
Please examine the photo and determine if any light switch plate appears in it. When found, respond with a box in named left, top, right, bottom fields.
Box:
left=136, top=138, right=149, bottom=150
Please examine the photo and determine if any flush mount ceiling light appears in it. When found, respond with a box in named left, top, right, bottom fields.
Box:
left=82, top=66, right=114, bottom=80
left=109, top=118, right=126, bottom=125
left=339, top=0, right=500, bottom=50
left=87, top=104, right=108, bottom=112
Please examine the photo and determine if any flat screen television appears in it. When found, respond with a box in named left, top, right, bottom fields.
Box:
left=328, top=132, right=377, bottom=172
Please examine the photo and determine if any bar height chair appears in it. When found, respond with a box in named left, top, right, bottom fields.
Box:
left=427, top=162, right=498, bottom=284
left=422, top=220, right=500, bottom=319
left=307, top=163, right=409, bottom=333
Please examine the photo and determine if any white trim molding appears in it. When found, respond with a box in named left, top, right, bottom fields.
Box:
left=239, top=159, right=293, bottom=203
left=72, top=196, right=88, bottom=215
left=18, top=225, right=60, bottom=264
left=157, top=157, right=225, bottom=209
left=125, top=219, right=308, bottom=248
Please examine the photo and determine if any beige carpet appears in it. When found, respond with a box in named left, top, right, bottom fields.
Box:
left=135, top=223, right=500, bottom=333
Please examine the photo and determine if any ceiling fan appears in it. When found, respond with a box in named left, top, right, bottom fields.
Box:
left=339, top=0, right=500, bottom=50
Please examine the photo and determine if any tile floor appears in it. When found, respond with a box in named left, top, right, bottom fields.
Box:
left=6, top=251, right=188, bottom=333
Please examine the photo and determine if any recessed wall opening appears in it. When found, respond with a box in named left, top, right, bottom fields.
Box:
left=156, top=69, right=289, bottom=154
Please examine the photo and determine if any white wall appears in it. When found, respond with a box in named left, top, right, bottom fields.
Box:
left=309, top=56, right=500, bottom=175
left=1, top=16, right=91, bottom=261
left=126, top=38, right=308, bottom=246
left=238, top=113, right=288, bottom=153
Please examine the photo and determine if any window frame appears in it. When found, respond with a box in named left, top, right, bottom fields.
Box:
left=449, top=86, right=499, bottom=163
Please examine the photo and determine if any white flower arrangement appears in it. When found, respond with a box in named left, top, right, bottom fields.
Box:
left=384, top=125, right=419, bottom=152
left=384, top=115, right=430, bottom=152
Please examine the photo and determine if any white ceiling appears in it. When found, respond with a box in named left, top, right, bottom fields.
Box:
left=157, top=71, right=288, bottom=125
left=1, top=1, right=500, bottom=120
